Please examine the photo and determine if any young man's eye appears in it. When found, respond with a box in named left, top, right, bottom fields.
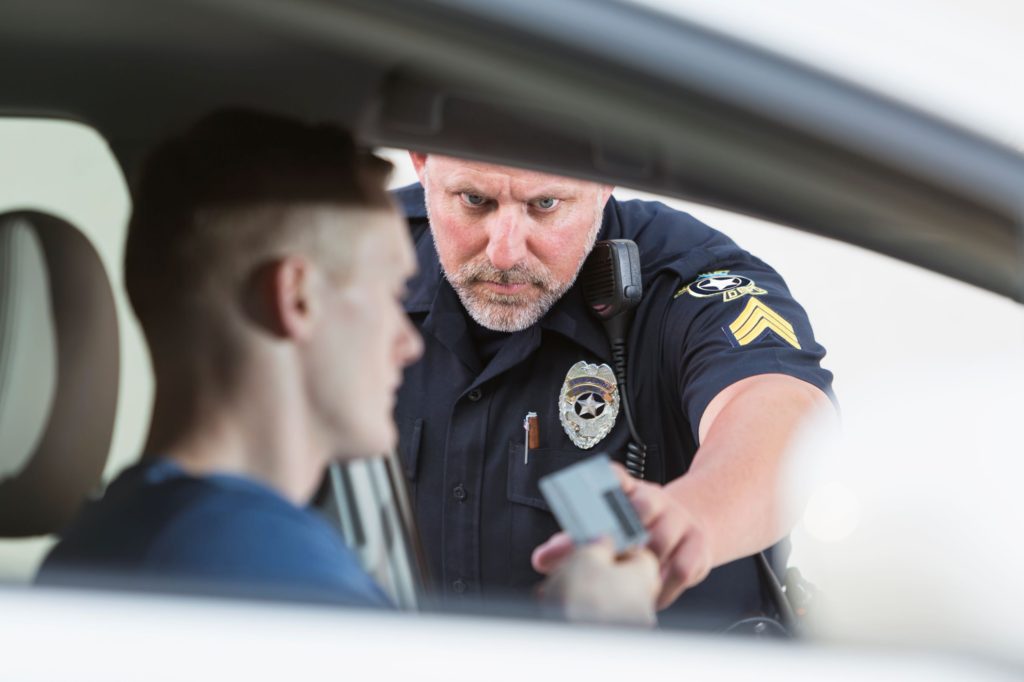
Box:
left=532, top=197, right=560, bottom=210
left=460, top=192, right=487, bottom=207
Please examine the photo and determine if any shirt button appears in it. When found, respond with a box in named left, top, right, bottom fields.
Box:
left=467, top=388, right=483, bottom=402
left=452, top=484, right=467, bottom=502
left=451, top=579, right=467, bottom=594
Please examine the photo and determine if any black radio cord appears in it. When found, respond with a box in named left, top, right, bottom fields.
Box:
left=610, top=339, right=647, bottom=480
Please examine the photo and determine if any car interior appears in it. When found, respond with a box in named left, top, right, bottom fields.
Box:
left=1, top=0, right=1023, bottom=654
left=0, top=210, right=118, bottom=540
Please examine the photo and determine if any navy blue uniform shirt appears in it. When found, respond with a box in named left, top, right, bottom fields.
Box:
left=38, top=458, right=392, bottom=608
left=394, top=183, right=833, bottom=628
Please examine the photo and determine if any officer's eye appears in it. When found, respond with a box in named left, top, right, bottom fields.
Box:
left=532, top=197, right=560, bottom=211
left=460, top=192, right=488, bottom=207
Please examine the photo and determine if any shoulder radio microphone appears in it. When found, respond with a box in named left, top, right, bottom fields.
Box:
left=579, top=240, right=648, bottom=479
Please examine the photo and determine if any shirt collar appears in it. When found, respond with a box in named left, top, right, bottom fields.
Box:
left=403, top=234, right=441, bottom=314
left=538, top=284, right=612, bottom=361
left=397, top=183, right=437, bottom=314
left=394, top=182, right=428, bottom=220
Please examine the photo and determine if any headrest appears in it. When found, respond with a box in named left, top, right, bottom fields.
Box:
left=0, top=211, right=119, bottom=536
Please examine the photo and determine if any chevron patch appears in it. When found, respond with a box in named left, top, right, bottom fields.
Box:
left=727, top=298, right=801, bottom=349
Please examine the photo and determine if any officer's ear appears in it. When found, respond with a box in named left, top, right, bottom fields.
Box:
left=599, top=184, right=615, bottom=207
left=409, top=151, right=429, bottom=185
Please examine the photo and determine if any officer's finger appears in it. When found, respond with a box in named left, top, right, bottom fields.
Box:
left=657, top=533, right=711, bottom=610
left=627, top=481, right=669, bottom=528
left=531, top=531, right=575, bottom=575
left=643, top=506, right=688, bottom=563
left=611, top=462, right=636, bottom=494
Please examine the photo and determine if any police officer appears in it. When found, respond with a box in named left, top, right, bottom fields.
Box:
left=394, top=153, right=833, bottom=627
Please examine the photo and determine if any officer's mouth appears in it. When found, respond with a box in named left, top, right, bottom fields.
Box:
left=480, top=281, right=530, bottom=295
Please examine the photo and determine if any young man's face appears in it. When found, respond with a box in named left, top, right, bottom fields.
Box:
left=411, top=154, right=613, bottom=332
left=307, top=207, right=422, bottom=458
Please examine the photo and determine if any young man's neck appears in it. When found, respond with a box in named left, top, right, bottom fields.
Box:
left=148, top=385, right=328, bottom=506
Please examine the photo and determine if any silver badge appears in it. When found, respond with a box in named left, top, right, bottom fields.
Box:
left=558, top=361, right=620, bottom=450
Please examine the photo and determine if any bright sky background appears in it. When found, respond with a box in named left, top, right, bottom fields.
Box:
left=632, top=0, right=1024, bottom=151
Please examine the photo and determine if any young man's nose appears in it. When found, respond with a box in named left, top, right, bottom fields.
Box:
left=484, top=210, right=529, bottom=271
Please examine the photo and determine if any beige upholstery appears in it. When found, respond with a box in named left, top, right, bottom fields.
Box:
left=0, top=218, right=57, bottom=482
left=0, top=211, right=119, bottom=536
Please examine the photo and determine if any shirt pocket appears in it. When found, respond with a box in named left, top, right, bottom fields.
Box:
left=506, top=439, right=664, bottom=509
left=506, top=441, right=587, bottom=511
left=504, top=441, right=587, bottom=588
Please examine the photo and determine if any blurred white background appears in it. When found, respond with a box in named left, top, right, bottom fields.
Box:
left=635, top=0, right=1024, bottom=151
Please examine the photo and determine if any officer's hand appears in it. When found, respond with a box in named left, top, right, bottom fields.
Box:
left=532, top=464, right=712, bottom=610
left=537, top=538, right=660, bottom=627
left=613, top=464, right=713, bottom=610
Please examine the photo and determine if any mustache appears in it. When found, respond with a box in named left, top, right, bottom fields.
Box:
left=457, top=261, right=553, bottom=288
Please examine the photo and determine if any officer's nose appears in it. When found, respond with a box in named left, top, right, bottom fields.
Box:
left=484, top=209, right=529, bottom=271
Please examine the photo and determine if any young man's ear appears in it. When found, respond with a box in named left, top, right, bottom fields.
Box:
left=244, top=257, right=317, bottom=340
left=408, top=151, right=429, bottom=185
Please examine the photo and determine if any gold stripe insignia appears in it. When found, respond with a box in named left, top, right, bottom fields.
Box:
left=727, top=298, right=801, bottom=349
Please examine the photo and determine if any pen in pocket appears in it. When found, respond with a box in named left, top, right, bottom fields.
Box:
left=523, top=412, right=538, bottom=464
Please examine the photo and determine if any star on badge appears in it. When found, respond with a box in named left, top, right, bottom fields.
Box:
left=702, top=276, right=741, bottom=291
left=559, top=361, right=620, bottom=449
left=575, top=393, right=606, bottom=418
left=674, top=271, right=767, bottom=302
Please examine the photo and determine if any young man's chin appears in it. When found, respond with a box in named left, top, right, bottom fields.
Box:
left=332, top=429, right=397, bottom=462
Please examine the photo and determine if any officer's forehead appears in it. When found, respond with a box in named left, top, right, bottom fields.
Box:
left=426, top=155, right=596, bottom=193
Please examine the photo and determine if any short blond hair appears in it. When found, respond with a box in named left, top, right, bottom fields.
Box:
left=124, top=109, right=394, bottom=384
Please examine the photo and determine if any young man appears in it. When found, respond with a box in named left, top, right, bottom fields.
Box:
left=36, top=110, right=417, bottom=605
left=394, top=154, right=834, bottom=627
left=38, top=111, right=659, bottom=623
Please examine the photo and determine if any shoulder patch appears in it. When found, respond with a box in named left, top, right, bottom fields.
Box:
left=674, top=271, right=766, bottom=302
left=725, top=298, right=801, bottom=349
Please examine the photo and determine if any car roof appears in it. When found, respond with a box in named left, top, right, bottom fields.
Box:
left=2, top=0, right=1022, bottom=300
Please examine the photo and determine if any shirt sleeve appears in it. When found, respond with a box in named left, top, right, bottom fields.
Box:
left=662, top=251, right=834, bottom=443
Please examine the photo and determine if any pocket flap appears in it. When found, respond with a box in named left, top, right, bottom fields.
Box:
left=506, top=441, right=588, bottom=511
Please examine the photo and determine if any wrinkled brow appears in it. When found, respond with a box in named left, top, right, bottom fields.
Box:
left=447, top=179, right=581, bottom=200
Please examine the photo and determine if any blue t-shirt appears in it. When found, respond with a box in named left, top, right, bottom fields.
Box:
left=37, top=458, right=391, bottom=608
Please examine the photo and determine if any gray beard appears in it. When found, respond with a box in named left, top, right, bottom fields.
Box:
left=428, top=208, right=604, bottom=333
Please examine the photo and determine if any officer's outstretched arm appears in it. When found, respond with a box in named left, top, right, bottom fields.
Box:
left=534, top=372, right=831, bottom=610
left=655, top=372, right=830, bottom=609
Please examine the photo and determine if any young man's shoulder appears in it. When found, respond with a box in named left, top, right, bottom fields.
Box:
left=147, top=471, right=346, bottom=574
left=39, top=460, right=390, bottom=607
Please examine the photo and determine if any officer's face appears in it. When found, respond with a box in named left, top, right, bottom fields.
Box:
left=411, top=154, right=613, bottom=332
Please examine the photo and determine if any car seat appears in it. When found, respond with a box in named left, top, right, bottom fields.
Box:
left=0, top=210, right=119, bottom=537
